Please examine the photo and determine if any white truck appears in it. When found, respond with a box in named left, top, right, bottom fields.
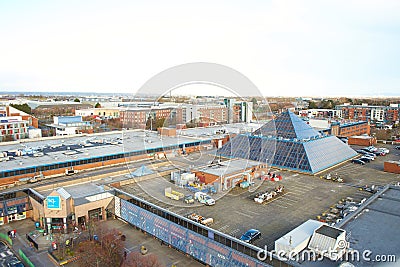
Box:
left=65, top=168, right=78, bottom=176
left=194, top=192, right=215, bottom=206
left=28, top=172, right=44, bottom=183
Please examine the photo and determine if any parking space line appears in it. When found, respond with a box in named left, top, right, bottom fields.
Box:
left=269, top=202, right=288, bottom=209
left=245, top=210, right=260, bottom=215
left=286, top=190, right=307, bottom=196
left=289, top=183, right=315, bottom=190
left=281, top=198, right=298, bottom=203
left=229, top=229, right=241, bottom=235
left=218, top=225, right=230, bottom=231
left=273, top=199, right=294, bottom=206
left=234, top=210, right=253, bottom=219
left=286, top=189, right=308, bottom=194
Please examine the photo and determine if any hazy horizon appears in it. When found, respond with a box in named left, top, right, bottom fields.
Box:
left=1, top=89, right=400, bottom=99
left=1, top=1, right=400, bottom=97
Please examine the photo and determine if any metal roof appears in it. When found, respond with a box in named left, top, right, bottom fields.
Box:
left=0, top=130, right=211, bottom=172
left=275, top=219, right=325, bottom=249
left=56, top=188, right=71, bottom=199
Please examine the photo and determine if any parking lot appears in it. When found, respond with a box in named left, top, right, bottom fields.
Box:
left=119, top=143, right=400, bottom=251
left=0, top=241, right=22, bottom=267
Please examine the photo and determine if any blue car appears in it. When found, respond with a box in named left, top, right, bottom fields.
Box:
left=240, top=229, right=261, bottom=243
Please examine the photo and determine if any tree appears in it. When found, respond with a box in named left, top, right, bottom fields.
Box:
left=146, top=117, right=166, bottom=130
left=121, top=252, right=163, bottom=267
left=95, top=102, right=101, bottom=108
left=77, top=227, right=124, bottom=267
left=73, top=98, right=80, bottom=102
left=3, top=134, right=14, bottom=142
left=10, top=103, right=31, bottom=114
left=308, top=101, right=318, bottom=109
left=251, top=97, right=258, bottom=107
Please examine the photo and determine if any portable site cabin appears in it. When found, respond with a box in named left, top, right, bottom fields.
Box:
left=275, top=219, right=325, bottom=257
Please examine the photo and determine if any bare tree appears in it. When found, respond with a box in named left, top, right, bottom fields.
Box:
left=77, top=224, right=124, bottom=267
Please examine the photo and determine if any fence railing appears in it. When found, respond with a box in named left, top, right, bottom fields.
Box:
left=19, top=249, right=35, bottom=267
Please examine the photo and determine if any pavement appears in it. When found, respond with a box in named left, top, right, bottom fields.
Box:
left=119, top=143, right=400, bottom=251
left=1, top=218, right=204, bottom=267
left=0, top=220, right=56, bottom=267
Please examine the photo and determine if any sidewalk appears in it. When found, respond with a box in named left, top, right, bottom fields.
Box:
left=1, top=218, right=205, bottom=267
left=1, top=220, right=56, bottom=267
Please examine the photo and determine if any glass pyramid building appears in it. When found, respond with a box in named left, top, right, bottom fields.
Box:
left=217, top=111, right=357, bottom=174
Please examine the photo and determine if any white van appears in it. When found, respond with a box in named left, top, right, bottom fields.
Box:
left=194, top=192, right=215, bottom=206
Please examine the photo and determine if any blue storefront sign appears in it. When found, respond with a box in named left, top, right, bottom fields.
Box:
left=47, top=196, right=61, bottom=209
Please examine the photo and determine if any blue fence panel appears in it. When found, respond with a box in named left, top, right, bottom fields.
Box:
left=120, top=199, right=269, bottom=267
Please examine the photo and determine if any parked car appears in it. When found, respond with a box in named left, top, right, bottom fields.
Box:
left=362, top=154, right=375, bottom=161
left=356, top=150, right=368, bottom=155
left=379, top=148, right=389, bottom=154
left=359, top=157, right=371, bottom=163
left=373, top=151, right=385, bottom=156
left=351, top=159, right=365, bottom=165
left=395, top=145, right=400, bottom=150
left=240, top=229, right=261, bottom=243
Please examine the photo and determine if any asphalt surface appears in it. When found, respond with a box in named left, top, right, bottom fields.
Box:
left=120, top=143, right=400, bottom=252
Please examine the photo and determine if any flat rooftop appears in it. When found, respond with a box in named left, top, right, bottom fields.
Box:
left=178, top=123, right=264, bottom=138
left=195, top=159, right=261, bottom=177
left=0, top=130, right=211, bottom=172
left=338, top=186, right=400, bottom=264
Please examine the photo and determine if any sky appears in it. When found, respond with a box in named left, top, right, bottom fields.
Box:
left=0, top=0, right=400, bottom=97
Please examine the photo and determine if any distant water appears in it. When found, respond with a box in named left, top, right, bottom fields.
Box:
left=0, top=91, right=160, bottom=97
left=0, top=91, right=128, bottom=96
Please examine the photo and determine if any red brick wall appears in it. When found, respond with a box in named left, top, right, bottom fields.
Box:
left=348, top=137, right=376, bottom=146
left=384, top=161, right=400, bottom=174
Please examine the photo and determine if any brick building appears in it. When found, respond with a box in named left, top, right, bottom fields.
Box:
left=120, top=107, right=172, bottom=129
left=335, top=103, right=400, bottom=123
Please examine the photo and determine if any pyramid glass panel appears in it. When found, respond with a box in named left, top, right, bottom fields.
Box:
left=218, top=111, right=357, bottom=174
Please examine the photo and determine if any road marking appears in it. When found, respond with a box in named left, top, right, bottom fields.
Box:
left=286, top=190, right=306, bottom=195
left=245, top=210, right=260, bottom=215
left=270, top=203, right=288, bottom=209
left=280, top=197, right=298, bottom=203
left=234, top=210, right=253, bottom=219
left=287, top=186, right=308, bottom=192
left=230, top=229, right=241, bottom=235
left=218, top=225, right=230, bottom=231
